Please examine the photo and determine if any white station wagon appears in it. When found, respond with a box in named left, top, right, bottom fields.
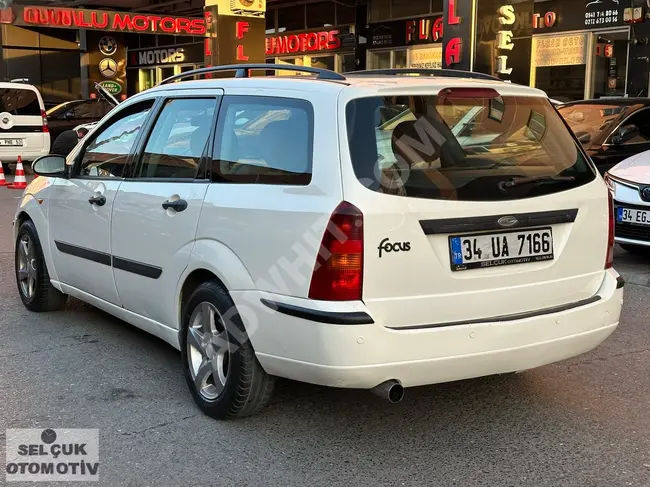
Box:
left=15, top=65, right=624, bottom=419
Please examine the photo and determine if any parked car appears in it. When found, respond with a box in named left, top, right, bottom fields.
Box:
left=0, top=80, right=50, bottom=173
left=47, top=92, right=117, bottom=141
left=70, top=83, right=121, bottom=140
left=558, top=98, right=650, bottom=175
left=604, top=150, right=650, bottom=253
left=16, top=65, right=623, bottom=420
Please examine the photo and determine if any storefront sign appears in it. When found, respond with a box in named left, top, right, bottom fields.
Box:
left=442, top=0, right=475, bottom=70
left=266, top=29, right=342, bottom=55
left=409, top=46, right=443, bottom=69
left=1, top=5, right=206, bottom=35
left=533, top=34, right=588, bottom=67
left=368, top=16, right=442, bottom=49
left=533, top=0, right=624, bottom=33
left=97, top=80, right=122, bottom=95
left=87, top=31, right=126, bottom=99
left=128, top=43, right=204, bottom=68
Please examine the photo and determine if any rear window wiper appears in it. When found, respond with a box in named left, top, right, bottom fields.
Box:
left=500, top=175, right=576, bottom=189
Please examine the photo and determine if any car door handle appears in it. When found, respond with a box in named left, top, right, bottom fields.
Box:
left=88, top=195, right=106, bottom=207
left=162, top=199, right=188, bottom=212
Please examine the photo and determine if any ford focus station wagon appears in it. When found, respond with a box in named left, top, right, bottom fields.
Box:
left=15, top=66, right=623, bottom=419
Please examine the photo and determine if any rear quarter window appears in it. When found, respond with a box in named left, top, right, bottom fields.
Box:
left=0, top=88, right=41, bottom=116
left=211, top=96, right=314, bottom=185
left=346, top=93, right=596, bottom=201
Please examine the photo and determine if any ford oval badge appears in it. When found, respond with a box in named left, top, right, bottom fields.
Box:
left=497, top=216, right=518, bottom=228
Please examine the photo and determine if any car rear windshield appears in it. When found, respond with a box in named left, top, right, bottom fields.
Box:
left=0, top=88, right=41, bottom=116
left=346, top=93, right=596, bottom=201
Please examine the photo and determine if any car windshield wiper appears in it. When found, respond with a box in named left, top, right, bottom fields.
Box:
left=500, top=175, right=576, bottom=189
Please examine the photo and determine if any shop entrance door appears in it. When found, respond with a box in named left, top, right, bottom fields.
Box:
left=590, top=30, right=629, bottom=99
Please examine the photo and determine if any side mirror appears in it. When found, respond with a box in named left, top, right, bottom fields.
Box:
left=612, top=124, right=640, bottom=145
left=32, top=155, right=67, bottom=177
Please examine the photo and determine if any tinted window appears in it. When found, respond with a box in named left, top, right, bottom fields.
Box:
left=137, top=98, right=216, bottom=179
left=346, top=94, right=595, bottom=201
left=77, top=100, right=154, bottom=178
left=558, top=103, right=637, bottom=147
left=0, top=88, right=41, bottom=116
left=212, top=96, right=313, bottom=185
left=613, top=108, right=650, bottom=145
left=70, top=101, right=95, bottom=119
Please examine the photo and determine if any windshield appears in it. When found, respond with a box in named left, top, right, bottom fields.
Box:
left=558, top=103, right=639, bottom=147
left=346, top=94, right=596, bottom=202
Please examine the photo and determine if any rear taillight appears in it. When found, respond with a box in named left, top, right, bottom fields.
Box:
left=41, top=109, right=48, bottom=133
left=308, top=202, right=363, bottom=301
left=606, top=190, right=615, bottom=269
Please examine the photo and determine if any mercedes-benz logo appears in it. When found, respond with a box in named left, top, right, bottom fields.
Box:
left=641, top=187, right=650, bottom=202
left=99, top=58, right=118, bottom=78
left=99, top=36, right=117, bottom=56
left=497, top=215, right=518, bottom=228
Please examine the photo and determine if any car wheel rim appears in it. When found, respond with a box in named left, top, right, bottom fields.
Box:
left=17, top=234, right=37, bottom=300
left=186, top=302, right=230, bottom=401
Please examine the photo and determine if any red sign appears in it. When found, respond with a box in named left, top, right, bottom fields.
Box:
left=7, top=6, right=205, bottom=35
left=445, top=38, right=463, bottom=66
left=405, top=17, right=443, bottom=44
left=265, top=30, right=341, bottom=55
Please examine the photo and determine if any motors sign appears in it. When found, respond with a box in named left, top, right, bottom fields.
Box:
left=1, top=5, right=206, bottom=35
left=128, top=43, right=204, bottom=68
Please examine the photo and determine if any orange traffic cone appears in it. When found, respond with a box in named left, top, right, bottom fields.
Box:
left=0, top=161, right=6, bottom=187
left=8, top=156, right=27, bottom=189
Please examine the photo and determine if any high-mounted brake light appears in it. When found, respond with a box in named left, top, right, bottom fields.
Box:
left=606, top=191, right=615, bottom=269
left=438, top=87, right=501, bottom=99
left=41, top=110, right=48, bottom=133
left=309, top=202, right=363, bottom=301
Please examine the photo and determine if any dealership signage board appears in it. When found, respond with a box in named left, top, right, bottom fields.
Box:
left=368, top=16, right=443, bottom=49
left=533, top=0, right=624, bottom=33
left=534, top=34, right=588, bottom=67
left=409, top=46, right=443, bottom=69
left=0, top=5, right=206, bottom=35
left=128, top=43, right=204, bottom=68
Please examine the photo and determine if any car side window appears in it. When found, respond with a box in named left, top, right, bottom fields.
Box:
left=611, top=109, right=650, bottom=145
left=71, top=101, right=95, bottom=120
left=136, top=98, right=217, bottom=179
left=75, top=100, right=154, bottom=178
left=212, top=96, right=314, bottom=185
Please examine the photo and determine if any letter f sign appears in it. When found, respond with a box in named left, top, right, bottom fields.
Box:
left=236, top=21, right=249, bottom=39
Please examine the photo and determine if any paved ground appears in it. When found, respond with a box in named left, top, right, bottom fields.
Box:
left=1, top=178, right=650, bottom=486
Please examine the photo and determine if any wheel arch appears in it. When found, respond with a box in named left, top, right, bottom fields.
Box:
left=14, top=197, right=61, bottom=285
left=176, top=238, right=256, bottom=331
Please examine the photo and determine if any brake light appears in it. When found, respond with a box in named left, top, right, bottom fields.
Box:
left=606, top=190, right=615, bottom=269
left=438, top=87, right=500, bottom=99
left=41, top=110, right=48, bottom=133
left=308, top=202, right=363, bottom=301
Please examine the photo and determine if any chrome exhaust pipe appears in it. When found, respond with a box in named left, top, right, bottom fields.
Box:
left=371, top=380, right=404, bottom=403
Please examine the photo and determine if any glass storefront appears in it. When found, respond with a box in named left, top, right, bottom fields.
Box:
left=531, top=28, right=630, bottom=102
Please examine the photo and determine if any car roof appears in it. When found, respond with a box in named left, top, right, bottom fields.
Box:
left=136, top=75, right=548, bottom=100
left=0, top=81, right=40, bottom=92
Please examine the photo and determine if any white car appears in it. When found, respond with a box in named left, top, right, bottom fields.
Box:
left=0, top=80, right=50, bottom=164
left=605, top=150, right=650, bottom=252
left=16, top=65, right=623, bottom=419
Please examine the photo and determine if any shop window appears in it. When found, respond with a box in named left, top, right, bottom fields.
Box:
left=310, top=55, right=335, bottom=71
left=278, top=6, right=305, bottom=32
left=307, top=2, right=335, bottom=28
left=431, top=0, right=443, bottom=13
left=336, top=3, right=356, bottom=25
left=342, top=54, right=357, bottom=73
left=394, top=50, right=407, bottom=68
left=369, top=0, right=391, bottom=21
left=266, top=9, right=276, bottom=34
left=392, top=0, right=430, bottom=18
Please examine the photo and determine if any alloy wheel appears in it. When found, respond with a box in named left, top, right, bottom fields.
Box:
left=17, top=234, right=37, bottom=300
left=186, top=302, right=231, bottom=401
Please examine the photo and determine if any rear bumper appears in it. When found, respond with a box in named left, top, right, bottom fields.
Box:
left=232, top=269, right=623, bottom=389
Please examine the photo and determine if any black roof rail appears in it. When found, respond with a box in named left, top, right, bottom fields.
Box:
left=159, top=63, right=346, bottom=85
left=346, top=68, right=503, bottom=82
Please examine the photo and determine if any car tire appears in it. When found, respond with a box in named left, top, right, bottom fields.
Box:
left=15, top=220, right=67, bottom=312
left=180, top=280, right=274, bottom=419
left=620, top=244, right=650, bottom=255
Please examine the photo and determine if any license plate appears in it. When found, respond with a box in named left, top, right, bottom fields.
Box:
left=0, top=139, right=23, bottom=146
left=449, top=227, right=554, bottom=271
left=617, top=207, right=650, bottom=226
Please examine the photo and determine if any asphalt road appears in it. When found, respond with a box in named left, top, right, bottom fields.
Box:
left=1, top=178, right=650, bottom=487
